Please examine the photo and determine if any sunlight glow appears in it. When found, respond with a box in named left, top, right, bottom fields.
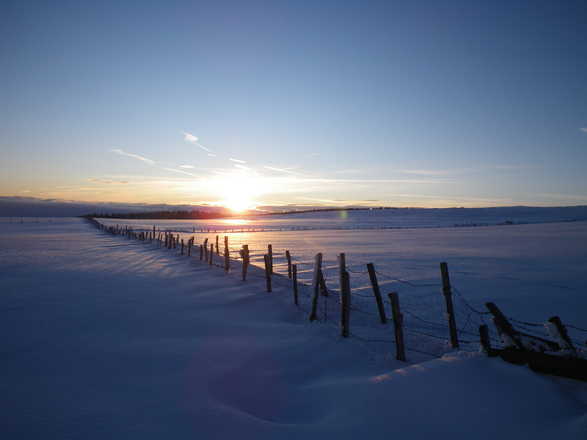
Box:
left=206, top=170, right=269, bottom=213
left=220, top=218, right=252, bottom=226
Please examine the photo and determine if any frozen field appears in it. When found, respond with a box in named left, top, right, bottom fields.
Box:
left=1, top=218, right=586, bottom=438
left=99, top=214, right=587, bottom=334
left=97, top=205, right=587, bottom=232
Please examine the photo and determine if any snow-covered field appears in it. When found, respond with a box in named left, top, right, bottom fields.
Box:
left=99, top=214, right=587, bottom=341
left=1, top=217, right=586, bottom=438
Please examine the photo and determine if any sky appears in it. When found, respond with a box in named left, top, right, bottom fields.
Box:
left=2, top=0, right=587, bottom=210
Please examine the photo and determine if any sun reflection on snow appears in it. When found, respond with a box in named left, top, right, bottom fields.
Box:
left=220, top=218, right=252, bottom=226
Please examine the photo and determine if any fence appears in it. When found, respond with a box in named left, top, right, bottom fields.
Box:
left=86, top=217, right=587, bottom=379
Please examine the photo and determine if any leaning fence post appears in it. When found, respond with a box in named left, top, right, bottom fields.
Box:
left=485, top=302, right=525, bottom=350
left=309, top=253, right=323, bottom=321
left=292, top=263, right=299, bottom=306
left=440, top=262, right=459, bottom=349
left=340, top=269, right=350, bottom=337
left=547, top=316, right=577, bottom=357
left=388, top=292, right=406, bottom=361
left=263, top=254, right=272, bottom=292
left=285, top=250, right=292, bottom=279
left=366, top=263, right=387, bottom=324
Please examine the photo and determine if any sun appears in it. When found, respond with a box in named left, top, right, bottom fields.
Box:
left=223, top=196, right=253, bottom=213
left=214, top=170, right=266, bottom=213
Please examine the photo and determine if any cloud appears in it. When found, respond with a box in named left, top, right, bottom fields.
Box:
left=400, top=169, right=462, bottom=176
left=88, top=178, right=128, bottom=184
left=233, top=164, right=251, bottom=171
left=263, top=166, right=299, bottom=175
left=229, top=158, right=247, bottom=164
left=183, top=132, right=199, bottom=143
left=162, top=167, right=197, bottom=177
left=580, top=128, right=587, bottom=133
left=110, top=148, right=155, bottom=165
left=207, top=153, right=216, bottom=157
left=179, top=164, right=195, bottom=169
left=183, top=131, right=214, bottom=154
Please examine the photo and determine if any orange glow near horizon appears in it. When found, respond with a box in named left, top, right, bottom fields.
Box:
left=220, top=218, right=252, bottom=226
left=208, top=170, right=267, bottom=213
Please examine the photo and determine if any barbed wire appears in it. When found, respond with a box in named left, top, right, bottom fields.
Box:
left=566, top=324, right=587, bottom=333
left=374, top=270, right=440, bottom=288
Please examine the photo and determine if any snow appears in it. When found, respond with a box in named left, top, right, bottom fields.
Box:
left=1, top=218, right=586, bottom=438
left=99, top=217, right=587, bottom=348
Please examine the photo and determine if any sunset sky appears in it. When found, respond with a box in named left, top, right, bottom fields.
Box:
left=2, top=0, right=587, bottom=209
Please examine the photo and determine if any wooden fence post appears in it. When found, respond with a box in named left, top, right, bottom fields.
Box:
left=268, top=244, right=273, bottom=274
left=216, top=235, right=219, bottom=255
left=292, top=264, right=299, bottom=306
left=263, top=254, right=272, bottom=292
left=181, top=239, right=184, bottom=255
left=547, top=316, right=577, bottom=357
left=440, top=262, right=459, bottom=349
left=338, top=252, right=346, bottom=297
left=199, top=244, right=203, bottom=260
left=485, top=302, right=525, bottom=350
left=285, top=250, right=292, bottom=279
left=309, top=253, right=323, bottom=321
left=340, top=270, right=350, bottom=337
left=366, top=263, right=387, bottom=324
left=203, top=238, right=208, bottom=261
left=224, top=236, right=229, bottom=272
left=187, top=238, right=192, bottom=257
left=209, top=243, right=214, bottom=265
left=241, top=244, right=249, bottom=281
left=479, top=325, right=493, bottom=355
left=388, top=292, right=406, bottom=361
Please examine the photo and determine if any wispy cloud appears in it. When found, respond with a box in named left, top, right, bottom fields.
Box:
left=162, top=167, right=197, bottom=177
left=179, top=164, right=195, bottom=169
left=182, top=131, right=214, bottom=154
left=229, top=158, right=247, bottom=164
left=263, top=166, right=298, bottom=175
left=234, top=164, right=251, bottom=171
left=88, top=178, right=128, bottom=184
left=183, top=132, right=198, bottom=143
left=111, top=148, right=155, bottom=165
left=400, top=169, right=456, bottom=176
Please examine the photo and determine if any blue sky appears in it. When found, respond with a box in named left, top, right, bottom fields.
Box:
left=2, top=0, right=587, bottom=208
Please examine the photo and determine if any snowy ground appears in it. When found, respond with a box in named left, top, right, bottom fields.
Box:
left=1, top=218, right=586, bottom=439
left=99, top=217, right=587, bottom=350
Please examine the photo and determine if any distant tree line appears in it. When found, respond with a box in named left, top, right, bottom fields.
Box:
left=81, top=206, right=395, bottom=220
left=82, top=209, right=233, bottom=220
